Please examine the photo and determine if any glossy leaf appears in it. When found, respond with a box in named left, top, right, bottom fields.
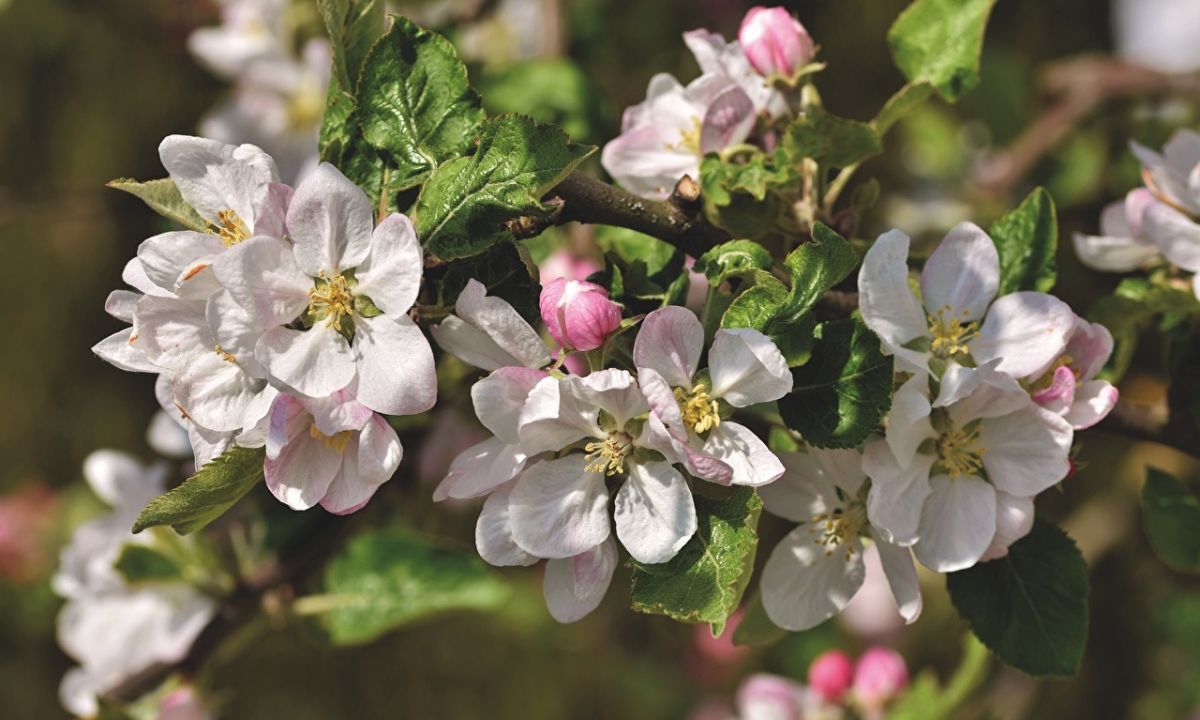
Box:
left=888, top=0, right=998, bottom=102
left=989, top=187, right=1057, bottom=295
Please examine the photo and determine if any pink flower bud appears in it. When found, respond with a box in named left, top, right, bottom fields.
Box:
left=539, top=278, right=622, bottom=352
left=807, top=649, right=855, bottom=704
left=852, top=646, right=909, bottom=711
left=738, top=7, right=815, bottom=78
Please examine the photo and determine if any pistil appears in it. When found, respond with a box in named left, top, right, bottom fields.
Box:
left=675, top=384, right=721, bottom=434
left=927, top=305, right=979, bottom=359
left=584, top=432, right=632, bottom=476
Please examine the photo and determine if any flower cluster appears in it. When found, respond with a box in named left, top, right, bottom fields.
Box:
left=433, top=284, right=793, bottom=622
left=189, top=0, right=329, bottom=181
left=94, top=136, right=434, bottom=514
left=1075, top=128, right=1200, bottom=299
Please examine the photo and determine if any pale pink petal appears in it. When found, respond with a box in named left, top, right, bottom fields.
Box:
left=573, top=369, right=649, bottom=428
left=979, top=491, right=1034, bottom=562
left=353, top=213, right=423, bottom=315
left=614, top=461, right=696, bottom=564
left=702, top=421, right=785, bottom=486
left=920, top=222, right=1000, bottom=322
left=518, top=376, right=602, bottom=455
left=972, top=292, right=1076, bottom=379
left=471, top=367, right=547, bottom=445
left=699, top=86, right=756, bottom=154
left=320, top=415, right=401, bottom=514
left=509, top=455, right=611, bottom=559
left=761, top=527, right=864, bottom=631
left=981, top=405, right=1073, bottom=496
left=286, top=162, right=374, bottom=275
left=1143, top=201, right=1200, bottom=272
left=434, top=438, right=526, bottom=502
left=1031, top=365, right=1077, bottom=415
left=634, top=306, right=705, bottom=388
left=476, top=483, right=538, bottom=567
left=264, top=426, right=342, bottom=511
left=300, top=390, right=372, bottom=435
left=543, top=537, right=617, bottom=623
left=451, top=279, right=552, bottom=370
left=913, top=474, right=996, bottom=572
left=353, top=314, right=437, bottom=416
left=1064, top=380, right=1119, bottom=430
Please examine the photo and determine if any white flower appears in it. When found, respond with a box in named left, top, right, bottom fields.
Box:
left=758, top=448, right=922, bottom=632
left=187, top=0, right=290, bottom=80
left=1072, top=188, right=1162, bottom=272
left=863, top=365, right=1073, bottom=572
left=601, top=72, right=756, bottom=199
left=213, top=162, right=436, bottom=416
left=430, top=279, right=553, bottom=371
left=858, top=223, right=1077, bottom=380
left=542, top=536, right=620, bottom=623
left=54, top=451, right=216, bottom=717
left=1132, top=130, right=1200, bottom=296
left=1113, top=0, right=1200, bottom=75
left=1027, top=316, right=1120, bottom=430
left=634, top=306, right=792, bottom=487
left=263, top=390, right=403, bottom=513
left=507, top=369, right=698, bottom=565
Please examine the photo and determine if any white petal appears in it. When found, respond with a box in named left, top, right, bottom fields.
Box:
left=702, top=422, right=785, bottom=486
left=320, top=415, right=401, bottom=514
left=476, top=483, right=538, bottom=567
left=601, top=124, right=700, bottom=200
left=159, top=134, right=278, bottom=228
left=93, top=328, right=159, bottom=374
left=873, top=536, right=923, bottom=624
left=858, top=230, right=930, bottom=360
left=354, top=213, right=423, bottom=315
left=574, top=369, right=650, bottom=427
left=518, top=376, right=602, bottom=455
left=132, top=295, right=212, bottom=371
left=263, top=421, right=342, bottom=511
left=353, top=314, right=437, bottom=416
left=471, top=367, right=547, bottom=445
left=633, top=306, right=704, bottom=388
left=431, top=315, right=520, bottom=371
left=257, top=325, right=356, bottom=399
left=920, top=222, right=1000, bottom=322
left=211, top=235, right=311, bottom=328
left=981, top=405, right=1073, bottom=496
left=301, top=390, right=373, bottom=436
left=104, top=290, right=140, bottom=323
left=206, top=288, right=268, bottom=377
left=146, top=410, right=192, bottom=459
left=886, top=374, right=935, bottom=469
left=614, top=461, right=697, bottom=564
left=1143, top=200, right=1200, bottom=272
left=543, top=537, right=618, bottom=623
left=434, top=438, right=527, bottom=502
left=973, top=292, right=1076, bottom=379
left=136, top=231, right=224, bottom=296
left=83, top=449, right=163, bottom=510
left=943, top=363, right=1032, bottom=423
left=509, top=455, right=611, bottom=559
left=708, top=328, right=792, bottom=406
left=863, top=441, right=934, bottom=547
left=122, top=257, right=173, bottom=297
left=1072, top=230, right=1160, bottom=272
left=453, top=279, right=552, bottom=369
left=287, top=163, right=374, bottom=275
left=913, top=474, right=996, bottom=572
left=761, top=526, right=865, bottom=631
left=980, top=490, right=1035, bottom=562
left=1064, top=380, right=1119, bottom=430
left=173, top=350, right=261, bottom=432
left=758, top=450, right=845, bottom=523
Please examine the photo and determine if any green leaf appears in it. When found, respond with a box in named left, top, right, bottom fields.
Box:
left=872, top=82, right=934, bottom=135
left=778, top=318, right=894, bottom=448
left=478, top=58, right=600, bottom=142
left=414, top=115, right=595, bottom=260
left=132, top=447, right=265, bottom=535
left=319, top=526, right=509, bottom=645
left=946, top=520, right=1089, bottom=678
left=435, top=239, right=541, bottom=325
left=630, top=486, right=762, bottom=635
left=780, top=107, right=883, bottom=168
left=1089, top=277, right=1200, bottom=382
left=700, top=153, right=799, bottom=206
left=107, top=178, right=207, bottom=232
left=113, top=544, right=183, bottom=584
left=989, top=187, right=1057, bottom=295
left=357, top=16, right=485, bottom=190
left=1143, top=467, right=1200, bottom=573
left=888, top=0, right=998, bottom=102
left=694, top=240, right=774, bottom=285
left=317, top=0, right=385, bottom=93
left=780, top=222, right=860, bottom=314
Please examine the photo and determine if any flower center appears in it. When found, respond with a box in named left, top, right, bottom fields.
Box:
left=1027, top=354, right=1077, bottom=392
left=810, top=498, right=868, bottom=558
left=927, top=305, right=979, bottom=359
left=209, top=209, right=250, bottom=247
left=309, top=423, right=353, bottom=454
left=307, top=272, right=355, bottom=334
left=667, top=117, right=703, bottom=155
left=936, top=423, right=986, bottom=478
left=584, top=432, right=632, bottom=476
left=675, top=384, right=721, bottom=434
left=214, top=345, right=238, bottom=364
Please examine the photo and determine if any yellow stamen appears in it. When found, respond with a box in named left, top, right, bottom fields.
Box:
left=667, top=117, right=703, bottom=154
left=675, top=384, right=721, bottom=434
left=208, top=209, right=250, bottom=247
left=309, top=423, right=353, bottom=454
left=584, top=433, right=631, bottom=476
left=214, top=345, right=237, bottom=364
left=927, top=305, right=979, bottom=359
left=809, top=499, right=868, bottom=559
left=936, top=423, right=986, bottom=478
left=307, top=271, right=355, bottom=333
left=1028, top=354, right=1077, bottom=393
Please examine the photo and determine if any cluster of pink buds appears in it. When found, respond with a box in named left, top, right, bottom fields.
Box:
left=808, top=647, right=910, bottom=718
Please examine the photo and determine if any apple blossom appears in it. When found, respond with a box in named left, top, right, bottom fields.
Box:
left=758, top=449, right=922, bottom=631
left=683, top=28, right=787, bottom=118
left=1132, top=129, right=1200, bottom=296
left=738, top=7, right=816, bottom=79
left=1072, top=188, right=1162, bottom=272
left=634, top=306, right=793, bottom=487
left=1027, top=316, right=1119, bottom=430
left=213, top=162, right=436, bottom=416
left=858, top=223, right=1077, bottom=380
left=431, top=278, right=554, bottom=371
left=539, top=277, right=623, bottom=351
left=807, top=649, right=855, bottom=703
left=734, top=674, right=808, bottom=720
left=851, top=646, right=909, bottom=715
left=187, top=0, right=289, bottom=80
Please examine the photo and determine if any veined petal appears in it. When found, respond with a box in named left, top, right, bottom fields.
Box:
left=471, top=367, right=548, bottom=445
left=287, top=162, right=374, bottom=275
left=158, top=134, right=278, bottom=229
left=702, top=421, right=785, bottom=486
left=454, top=279, right=552, bottom=370
left=614, top=461, right=697, bottom=564
left=136, top=231, right=224, bottom=296
left=708, top=328, right=792, bottom=406
left=872, top=536, right=922, bottom=624
left=858, top=230, right=930, bottom=360
left=509, top=456, right=610, bottom=559
left=211, top=235, right=310, bottom=328
left=863, top=441, right=934, bottom=547
left=981, top=405, right=1073, bottom=496
left=173, top=349, right=261, bottom=432
left=758, top=451, right=845, bottom=523
left=264, top=423, right=343, bottom=511
left=132, top=295, right=211, bottom=371
left=257, top=324, right=355, bottom=399
left=634, top=306, right=704, bottom=388
left=920, top=222, right=1000, bottom=322
left=699, top=85, right=756, bottom=154
left=476, top=483, right=538, bottom=567
left=761, top=526, right=865, bottom=631
left=353, top=314, right=437, bottom=416
left=354, top=213, right=423, bottom=315
left=600, top=124, right=700, bottom=201
left=434, top=438, right=527, bottom=502
left=973, top=292, right=1076, bottom=379
left=430, top=316, right=520, bottom=372
left=543, top=537, right=618, bottom=623
left=518, top=376, right=602, bottom=456
left=913, top=474, right=995, bottom=572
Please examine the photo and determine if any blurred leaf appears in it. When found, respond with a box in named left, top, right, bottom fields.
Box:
left=888, top=0, right=998, bottom=102
left=596, top=226, right=677, bottom=277
left=630, top=486, right=762, bottom=635
left=780, top=107, right=883, bottom=168
left=479, top=59, right=600, bottom=142
left=414, top=115, right=594, bottom=259
left=113, top=544, right=183, bottom=584
left=989, top=187, right=1057, bottom=295
left=701, top=153, right=799, bottom=206
left=947, top=520, right=1088, bottom=678
left=317, top=0, right=385, bottom=93
left=320, top=527, right=509, bottom=645
left=107, top=178, right=207, bottom=233
left=887, top=672, right=943, bottom=720
left=1090, top=277, right=1200, bottom=381
left=1142, top=467, right=1200, bottom=573
left=732, top=592, right=787, bottom=647
left=778, top=318, right=892, bottom=447
left=694, top=240, right=774, bottom=285
left=133, top=447, right=265, bottom=535
left=435, top=239, right=541, bottom=324
left=872, top=82, right=934, bottom=135
left=95, top=699, right=138, bottom=720
left=888, top=635, right=991, bottom=720
left=358, top=16, right=485, bottom=191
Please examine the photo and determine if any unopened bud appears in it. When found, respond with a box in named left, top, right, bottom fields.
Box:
left=808, top=649, right=855, bottom=704
left=852, top=646, right=909, bottom=711
left=738, top=7, right=815, bottom=78
left=539, top=278, right=622, bottom=352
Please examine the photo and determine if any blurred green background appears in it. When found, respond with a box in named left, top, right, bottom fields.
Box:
left=2, top=0, right=1199, bottom=718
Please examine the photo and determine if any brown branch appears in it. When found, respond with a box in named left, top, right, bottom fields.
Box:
left=975, top=56, right=1200, bottom=196
left=512, top=172, right=732, bottom=258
